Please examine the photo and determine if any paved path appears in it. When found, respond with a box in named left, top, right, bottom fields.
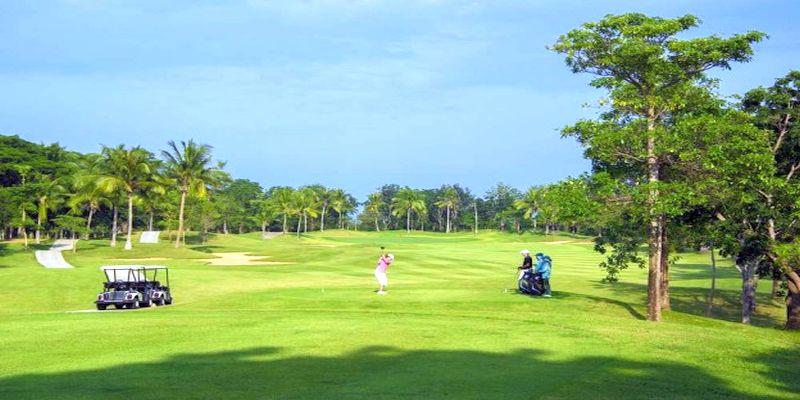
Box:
left=35, top=239, right=76, bottom=269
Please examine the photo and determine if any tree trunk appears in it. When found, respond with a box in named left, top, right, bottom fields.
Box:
left=296, top=215, right=302, bottom=238
left=545, top=224, right=549, bottom=235
left=785, top=269, right=800, bottom=330
left=707, top=247, right=717, bottom=317
left=124, top=195, right=134, bottom=250
left=406, top=208, right=411, bottom=232
left=473, top=203, right=478, bottom=234
left=304, top=214, right=308, bottom=233
left=223, top=220, right=228, bottom=235
left=646, top=113, right=663, bottom=322
left=261, top=221, right=267, bottom=237
left=446, top=206, right=450, bottom=233
left=772, top=278, right=781, bottom=298
left=175, top=190, right=187, bottom=248
left=741, top=259, right=759, bottom=324
left=282, top=214, right=288, bottom=233
left=375, top=216, right=380, bottom=232
left=35, top=210, right=42, bottom=245
left=21, top=209, right=28, bottom=249
left=84, top=207, right=95, bottom=240
left=321, top=205, right=326, bottom=232
left=660, top=220, right=670, bottom=311
left=111, top=205, right=118, bottom=247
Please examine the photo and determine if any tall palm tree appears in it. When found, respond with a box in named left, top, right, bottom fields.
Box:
left=364, top=192, right=384, bottom=232
left=69, top=176, right=112, bottom=240
left=271, top=187, right=296, bottom=233
left=514, top=187, right=542, bottom=232
left=161, top=140, right=219, bottom=248
left=294, top=187, right=319, bottom=234
left=391, top=188, right=426, bottom=232
left=329, top=189, right=350, bottom=229
left=434, top=187, right=459, bottom=234
left=33, top=176, right=66, bottom=244
left=313, top=186, right=332, bottom=232
left=97, top=145, right=157, bottom=250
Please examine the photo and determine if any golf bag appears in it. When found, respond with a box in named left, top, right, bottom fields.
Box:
left=518, top=268, right=546, bottom=296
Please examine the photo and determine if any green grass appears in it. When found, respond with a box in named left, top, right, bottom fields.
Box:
left=0, top=230, right=796, bottom=399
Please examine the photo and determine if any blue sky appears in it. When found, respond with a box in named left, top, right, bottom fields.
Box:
left=1, top=1, right=797, bottom=199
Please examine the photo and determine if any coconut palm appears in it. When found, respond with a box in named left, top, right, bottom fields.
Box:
left=161, top=140, right=219, bottom=248
left=364, top=192, right=384, bottom=232
left=294, top=187, right=320, bottom=234
left=514, top=187, right=543, bottom=232
left=270, top=187, right=296, bottom=233
left=329, top=189, right=351, bottom=229
left=97, top=145, right=157, bottom=250
left=434, top=186, right=459, bottom=233
left=32, top=175, right=66, bottom=244
left=391, top=188, right=426, bottom=232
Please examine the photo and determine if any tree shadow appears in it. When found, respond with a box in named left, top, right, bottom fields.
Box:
left=592, top=281, right=784, bottom=327
left=555, top=290, right=647, bottom=320
left=188, top=245, right=225, bottom=254
left=748, top=346, right=800, bottom=396
left=0, top=345, right=788, bottom=399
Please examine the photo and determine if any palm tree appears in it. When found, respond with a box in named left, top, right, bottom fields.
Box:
left=294, top=187, right=319, bottom=234
left=33, top=175, right=66, bottom=244
left=514, top=187, right=542, bottom=232
left=391, top=188, right=426, bottom=232
left=329, top=189, right=351, bottom=229
left=364, top=192, right=384, bottom=232
left=271, top=187, right=296, bottom=233
left=312, top=186, right=332, bottom=232
left=253, top=196, right=276, bottom=237
left=97, top=145, right=157, bottom=250
left=434, top=187, right=459, bottom=233
left=69, top=176, right=112, bottom=240
left=161, top=140, right=219, bottom=248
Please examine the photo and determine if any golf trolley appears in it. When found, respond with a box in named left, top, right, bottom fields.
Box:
left=95, top=266, right=173, bottom=310
left=518, top=268, right=546, bottom=296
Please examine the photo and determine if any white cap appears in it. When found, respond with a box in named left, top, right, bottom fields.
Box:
left=520, top=249, right=530, bottom=255
left=387, top=253, right=395, bottom=261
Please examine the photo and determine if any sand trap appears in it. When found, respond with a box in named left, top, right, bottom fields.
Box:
left=202, top=252, right=291, bottom=266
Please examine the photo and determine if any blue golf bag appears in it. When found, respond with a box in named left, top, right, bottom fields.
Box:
left=518, top=268, right=546, bottom=296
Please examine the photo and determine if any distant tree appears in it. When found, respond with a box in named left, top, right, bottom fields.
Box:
left=434, top=186, right=459, bottom=233
left=97, top=145, right=157, bottom=250
left=391, top=188, right=426, bottom=232
left=161, top=140, right=220, bottom=248
left=364, top=192, right=385, bottom=232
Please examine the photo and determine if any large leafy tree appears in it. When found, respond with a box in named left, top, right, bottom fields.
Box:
left=161, top=140, right=220, bottom=248
left=552, top=13, right=765, bottom=321
left=364, top=192, right=385, bottom=232
left=97, top=145, right=158, bottom=250
left=739, top=71, right=800, bottom=328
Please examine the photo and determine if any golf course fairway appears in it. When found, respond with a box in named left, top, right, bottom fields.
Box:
left=0, top=231, right=797, bottom=399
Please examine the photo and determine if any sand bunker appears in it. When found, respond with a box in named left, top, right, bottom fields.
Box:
left=202, top=252, right=291, bottom=266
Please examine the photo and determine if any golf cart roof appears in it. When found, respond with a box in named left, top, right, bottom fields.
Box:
left=100, top=265, right=168, bottom=271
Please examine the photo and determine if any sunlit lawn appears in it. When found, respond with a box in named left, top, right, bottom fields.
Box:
left=0, top=230, right=796, bottom=399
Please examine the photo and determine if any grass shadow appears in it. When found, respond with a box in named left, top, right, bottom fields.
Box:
left=0, top=345, right=788, bottom=399
left=592, top=281, right=784, bottom=327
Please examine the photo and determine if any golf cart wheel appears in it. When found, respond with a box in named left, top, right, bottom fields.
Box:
left=116, top=304, right=126, bottom=310
left=164, top=297, right=173, bottom=305
left=140, top=299, right=152, bottom=308
left=96, top=304, right=107, bottom=311
left=131, top=300, right=140, bottom=309
left=154, top=299, right=164, bottom=306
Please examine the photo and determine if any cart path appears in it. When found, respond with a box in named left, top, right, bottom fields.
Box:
left=35, top=239, right=76, bottom=269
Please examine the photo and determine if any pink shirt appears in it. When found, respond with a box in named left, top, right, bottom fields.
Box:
left=375, top=256, right=391, bottom=273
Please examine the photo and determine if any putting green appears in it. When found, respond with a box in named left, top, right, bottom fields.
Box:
left=0, top=231, right=796, bottom=399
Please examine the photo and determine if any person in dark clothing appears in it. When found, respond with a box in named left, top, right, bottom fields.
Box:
left=518, top=249, right=533, bottom=279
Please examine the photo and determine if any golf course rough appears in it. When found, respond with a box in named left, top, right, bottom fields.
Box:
left=0, top=231, right=796, bottom=399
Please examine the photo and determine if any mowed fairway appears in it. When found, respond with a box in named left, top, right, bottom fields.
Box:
left=0, top=231, right=797, bottom=399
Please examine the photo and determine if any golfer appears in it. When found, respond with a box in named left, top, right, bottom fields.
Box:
left=374, top=253, right=394, bottom=295
left=518, top=249, right=533, bottom=280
